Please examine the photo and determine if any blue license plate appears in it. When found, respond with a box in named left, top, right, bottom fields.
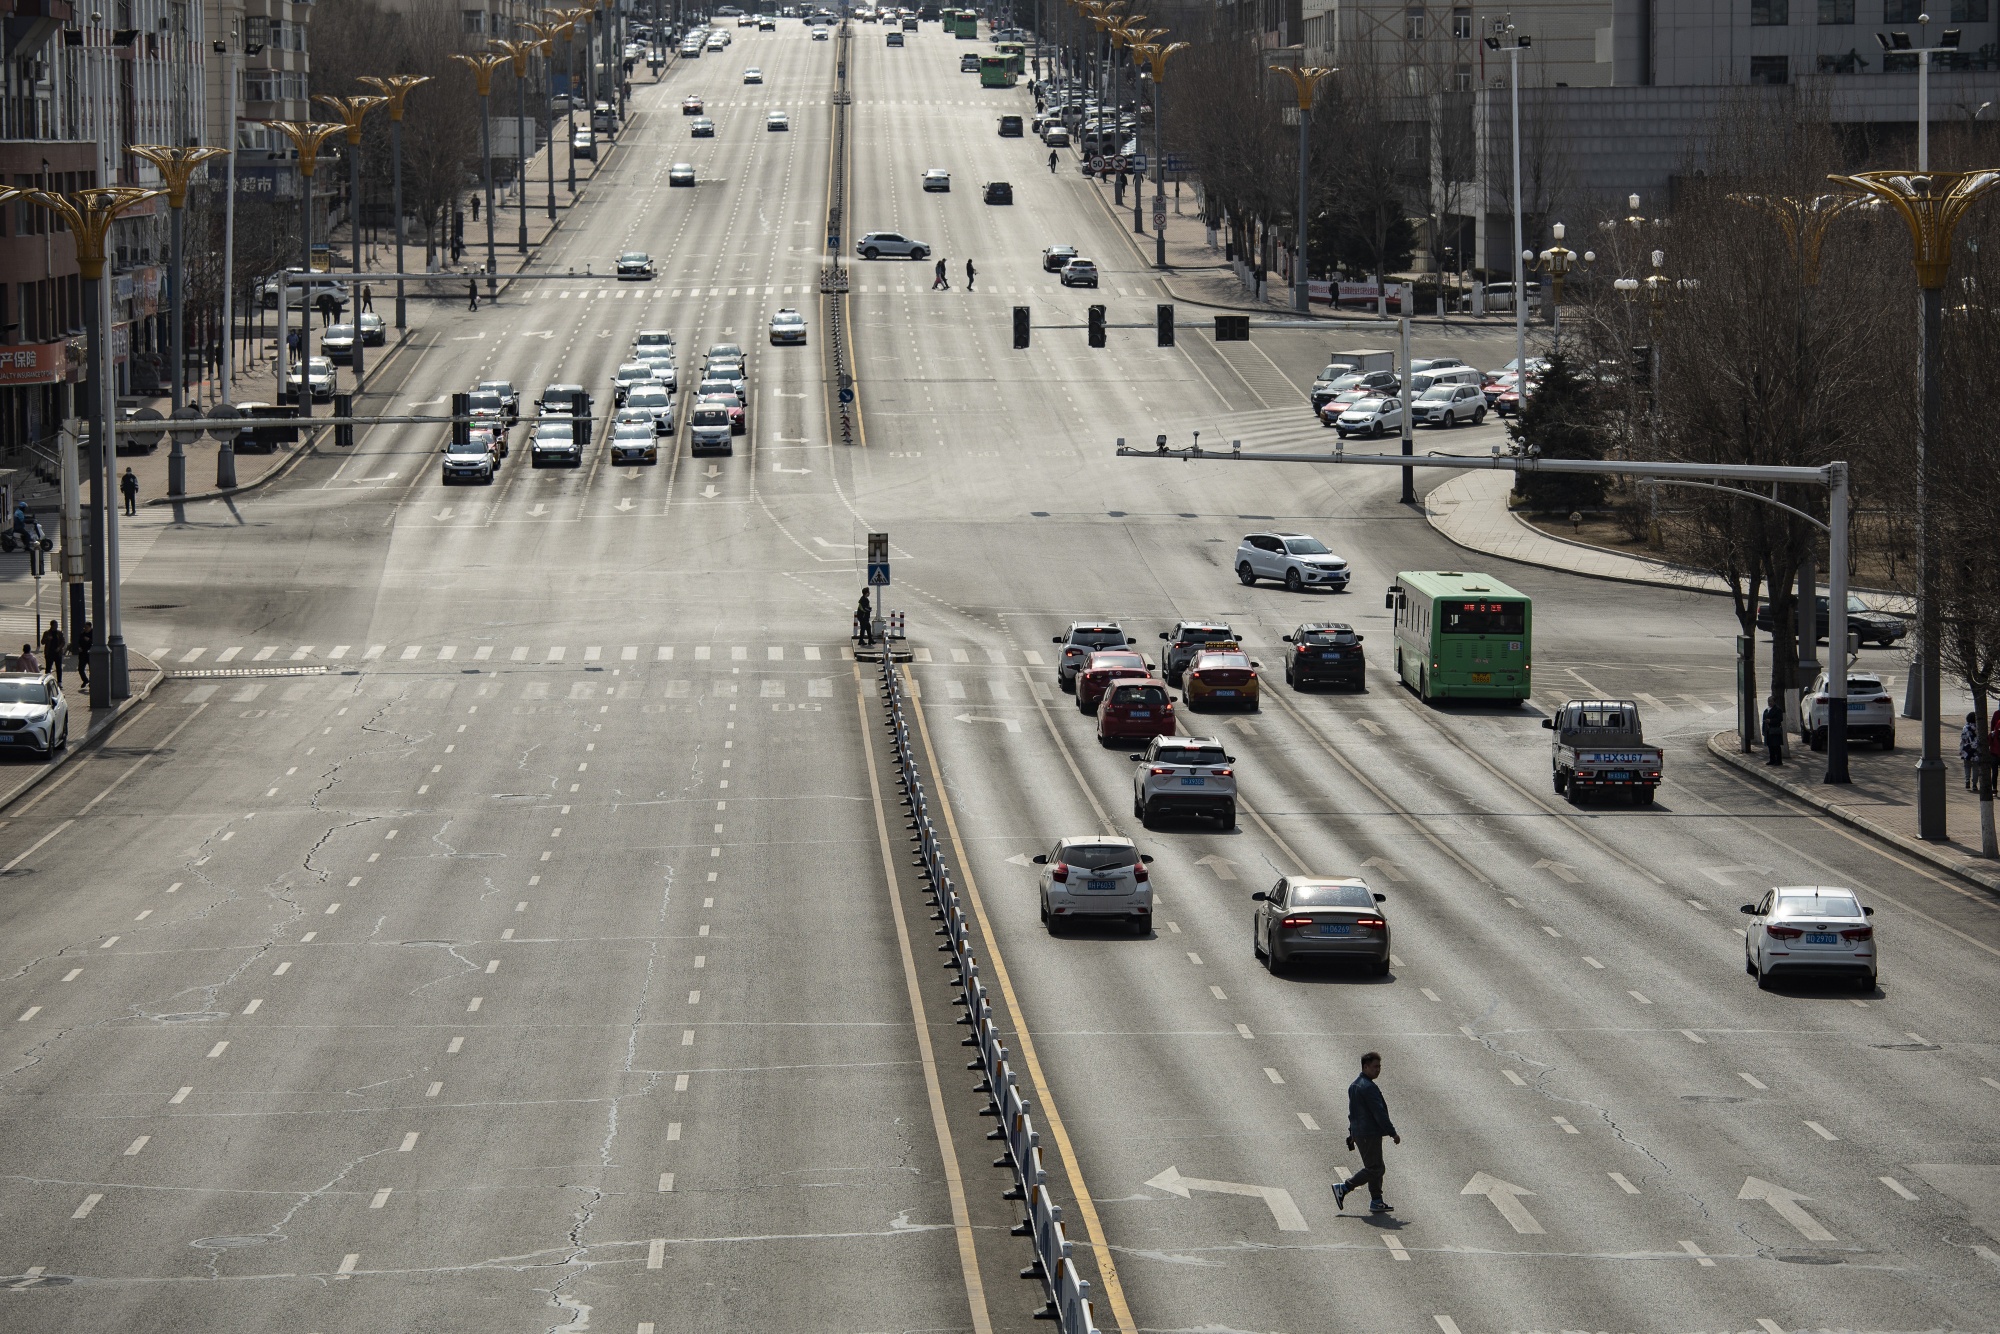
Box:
left=1805, top=933, right=1838, bottom=945
left=1129, top=710, right=1150, bottom=718
left=1605, top=771, right=1632, bottom=782
left=1319, top=923, right=1351, bottom=936
left=1215, top=689, right=1235, bottom=696
left=1179, top=777, right=1203, bottom=786
left=1321, top=652, right=1341, bottom=660
left=1086, top=879, right=1115, bottom=892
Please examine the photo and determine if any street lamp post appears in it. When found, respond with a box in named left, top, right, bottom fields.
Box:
left=555, top=6, right=592, bottom=194
left=1831, top=166, right=2000, bottom=840
left=1530, top=222, right=1592, bottom=344
left=126, top=146, right=229, bottom=498
left=1269, top=64, right=1336, bottom=314
left=262, top=120, right=347, bottom=420
left=451, top=52, right=512, bottom=298
left=492, top=39, right=540, bottom=255
left=358, top=75, right=433, bottom=335
left=1875, top=23, right=1964, bottom=171
left=1133, top=40, right=1186, bottom=270
left=524, top=22, right=569, bottom=222
left=1485, top=28, right=1532, bottom=378
left=1118, top=24, right=1165, bottom=234
left=21, top=184, right=164, bottom=706
left=312, top=95, right=386, bottom=384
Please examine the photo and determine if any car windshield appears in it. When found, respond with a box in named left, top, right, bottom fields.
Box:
left=1350, top=398, right=1385, bottom=412
left=1283, top=537, right=1331, bottom=555
left=1181, top=628, right=1232, bottom=643
left=630, top=390, right=668, bottom=406
left=1290, top=882, right=1375, bottom=908
left=1110, top=685, right=1168, bottom=705
left=617, top=366, right=651, bottom=380
left=1088, top=652, right=1145, bottom=670
left=325, top=324, right=355, bottom=339
left=1071, top=628, right=1124, bottom=646
left=537, top=423, right=573, bottom=438
left=0, top=681, right=52, bottom=705
left=1420, top=386, right=1456, bottom=400
left=1061, top=843, right=1137, bottom=871
left=621, top=253, right=649, bottom=263
left=709, top=345, right=744, bottom=358
left=478, top=382, right=511, bottom=394
left=613, top=425, right=651, bottom=438
left=447, top=441, right=489, bottom=456
left=636, top=333, right=672, bottom=346
left=1845, top=677, right=1884, bottom=693
left=1846, top=595, right=1877, bottom=613
left=1773, top=892, right=1862, bottom=918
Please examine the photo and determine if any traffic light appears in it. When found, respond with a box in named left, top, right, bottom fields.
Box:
left=1214, top=315, right=1249, bottom=342
left=1087, top=304, right=1106, bottom=348
left=334, top=393, right=354, bottom=449
left=575, top=391, right=594, bottom=445
left=1156, top=303, right=1175, bottom=347
left=450, top=392, right=470, bottom=446
left=1013, top=305, right=1030, bottom=349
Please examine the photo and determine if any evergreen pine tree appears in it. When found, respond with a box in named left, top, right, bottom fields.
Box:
left=1508, top=349, right=1608, bottom=511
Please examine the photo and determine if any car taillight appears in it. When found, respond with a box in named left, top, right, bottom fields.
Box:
left=1280, top=916, right=1313, bottom=927
left=1149, top=767, right=1173, bottom=775
left=1050, top=863, right=1069, bottom=883
left=1133, top=864, right=1148, bottom=883
left=1766, top=924, right=1803, bottom=940
left=1357, top=917, right=1385, bottom=928
left=1296, top=644, right=1310, bottom=654
left=1839, top=927, right=1873, bottom=941
left=1212, top=768, right=1232, bottom=777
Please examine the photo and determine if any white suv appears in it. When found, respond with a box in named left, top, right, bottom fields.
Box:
left=1235, top=533, right=1350, bottom=592
left=856, top=231, right=930, bottom=260
left=1334, top=396, right=1403, bottom=438
left=1033, top=837, right=1154, bottom=934
left=1130, top=736, right=1236, bottom=829
left=1052, top=622, right=1137, bottom=690
left=1411, top=383, right=1487, bottom=427
left=1805, top=670, right=1896, bottom=751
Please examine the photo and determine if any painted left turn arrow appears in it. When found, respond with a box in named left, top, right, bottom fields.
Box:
left=1146, top=1165, right=1308, bottom=1231
left=953, top=714, right=1020, bottom=732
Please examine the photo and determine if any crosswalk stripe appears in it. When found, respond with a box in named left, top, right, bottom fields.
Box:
left=439, top=646, right=457, bottom=660
left=290, top=646, right=313, bottom=661
left=365, top=645, right=385, bottom=659
left=329, top=645, right=349, bottom=659
left=510, top=647, right=528, bottom=661
left=474, top=646, right=493, bottom=660
left=549, top=647, right=566, bottom=661
left=253, top=647, right=276, bottom=662
left=622, top=646, right=638, bottom=660
left=180, top=648, right=204, bottom=663
left=217, top=647, right=241, bottom=663
left=585, top=646, right=602, bottom=660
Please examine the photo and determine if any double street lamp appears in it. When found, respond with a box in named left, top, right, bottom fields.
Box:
left=1269, top=64, right=1336, bottom=314
left=1528, top=222, right=1591, bottom=343
left=451, top=51, right=513, bottom=294
left=1131, top=38, right=1187, bottom=269
left=261, top=119, right=348, bottom=415
left=125, top=145, right=229, bottom=494
left=524, top=20, right=570, bottom=220
left=492, top=37, right=543, bottom=254
left=357, top=74, right=433, bottom=333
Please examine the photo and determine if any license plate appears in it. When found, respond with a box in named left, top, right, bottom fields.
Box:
left=1321, top=652, right=1341, bottom=660
left=0, top=736, right=12, bottom=744
left=1179, top=777, right=1204, bottom=786
left=1319, top=923, right=1351, bottom=936
left=1086, top=879, right=1115, bottom=892
left=1805, top=933, right=1838, bottom=945
left=1470, top=672, right=1491, bottom=684
left=1215, top=689, right=1235, bottom=696
left=1605, top=771, right=1632, bottom=782
left=1129, top=710, right=1150, bottom=718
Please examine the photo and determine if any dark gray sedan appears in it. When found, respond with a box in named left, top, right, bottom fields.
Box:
left=1251, top=877, right=1389, bottom=976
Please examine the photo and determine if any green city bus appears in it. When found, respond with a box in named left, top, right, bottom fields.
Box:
left=979, top=53, right=1017, bottom=86
left=1385, top=570, right=1533, bottom=702
left=951, top=9, right=979, bottom=37
left=995, top=40, right=1025, bottom=73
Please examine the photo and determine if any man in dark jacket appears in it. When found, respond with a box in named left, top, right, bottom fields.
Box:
left=1332, top=1051, right=1399, bottom=1214
left=1762, top=697, right=1786, bottom=766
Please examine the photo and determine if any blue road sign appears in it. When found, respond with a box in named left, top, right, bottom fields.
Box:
left=867, top=562, right=891, bottom=586
left=838, top=387, right=855, bottom=403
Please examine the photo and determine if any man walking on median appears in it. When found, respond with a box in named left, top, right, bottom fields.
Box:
left=1332, top=1051, right=1399, bottom=1214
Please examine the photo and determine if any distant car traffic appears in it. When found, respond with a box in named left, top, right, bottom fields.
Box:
left=530, top=417, right=580, bottom=467
left=683, top=95, right=705, bottom=114
left=0, top=673, right=68, bottom=760
left=769, top=308, right=808, bottom=344
left=1756, top=593, right=1908, bottom=648
left=1805, top=671, right=1896, bottom=750
left=610, top=419, right=659, bottom=465
left=1059, top=257, right=1098, bottom=287
left=1182, top=647, right=1260, bottom=711
left=476, top=379, right=519, bottom=420
left=571, top=130, right=597, bottom=160
left=983, top=181, right=1013, bottom=204
left=1158, top=621, right=1236, bottom=686
left=1412, top=383, right=1487, bottom=427
left=1096, top=678, right=1174, bottom=744
left=1334, top=396, right=1403, bottom=438
left=1052, top=622, right=1136, bottom=690
left=767, top=110, right=790, bottom=130
left=442, top=433, right=498, bottom=485
left=1076, top=649, right=1151, bottom=714
left=856, top=231, right=930, bottom=260
left=1034, top=837, right=1153, bottom=935
left=625, top=385, right=674, bottom=434
left=743, top=66, right=763, bottom=82
left=319, top=323, right=358, bottom=365
left=1042, top=245, right=1078, bottom=272
left=922, top=168, right=951, bottom=192
left=669, top=162, right=696, bottom=186
left=616, top=251, right=656, bottom=280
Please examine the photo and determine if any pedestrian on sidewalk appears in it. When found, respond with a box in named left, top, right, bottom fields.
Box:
left=1962, top=713, right=1980, bottom=790
left=41, top=621, right=65, bottom=685
left=361, top=284, right=374, bottom=313
left=932, top=258, right=949, bottom=291
left=121, top=467, right=139, bottom=516
left=468, top=277, right=480, bottom=312
left=1762, top=697, right=1786, bottom=766
left=73, top=618, right=91, bottom=689
left=1331, top=1051, right=1399, bottom=1215
left=965, top=258, right=976, bottom=291
left=471, top=194, right=480, bottom=222
left=17, top=643, right=38, bottom=672
left=855, top=588, right=873, bottom=645
left=1049, top=149, right=1058, bottom=173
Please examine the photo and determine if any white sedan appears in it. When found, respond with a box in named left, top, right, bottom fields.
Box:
left=0, top=673, right=68, bottom=760
left=922, top=168, right=951, bottom=192
left=743, top=66, right=763, bottom=82
left=769, top=308, right=808, bottom=345
left=1742, top=886, right=1876, bottom=991
left=767, top=111, right=790, bottom=131
left=1333, top=396, right=1403, bottom=439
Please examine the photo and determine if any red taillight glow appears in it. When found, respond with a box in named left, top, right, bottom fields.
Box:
left=1212, top=768, right=1232, bottom=777
left=1840, top=927, right=1873, bottom=941
left=1050, top=863, right=1069, bottom=883
left=1296, top=644, right=1310, bottom=654
left=1766, top=924, right=1803, bottom=940
left=1134, top=864, right=1149, bottom=883
left=1357, top=917, right=1385, bottom=928
left=1149, top=767, right=1173, bottom=775
left=1280, top=916, right=1313, bottom=927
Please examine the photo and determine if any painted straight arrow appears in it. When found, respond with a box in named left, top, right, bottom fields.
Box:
left=1195, top=855, right=1239, bottom=881
left=1533, top=858, right=1582, bottom=884
left=1361, top=856, right=1406, bottom=882
left=700, top=485, right=719, bottom=499
left=704, top=465, right=721, bottom=477
left=1738, top=1177, right=1836, bottom=1241
left=614, top=498, right=636, bottom=512
left=1461, top=1172, right=1543, bottom=1233
left=953, top=714, right=1021, bottom=733
left=1146, top=1165, right=1308, bottom=1231
left=527, top=503, right=548, bottom=517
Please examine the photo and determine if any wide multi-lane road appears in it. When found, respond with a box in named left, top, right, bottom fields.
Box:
left=0, top=17, right=1995, bottom=1334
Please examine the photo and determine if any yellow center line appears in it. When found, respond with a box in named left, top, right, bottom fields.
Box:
left=901, top=663, right=1136, bottom=1334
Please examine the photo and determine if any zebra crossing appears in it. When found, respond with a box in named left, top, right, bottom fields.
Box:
left=157, top=642, right=851, bottom=669
left=530, top=283, right=1162, bottom=299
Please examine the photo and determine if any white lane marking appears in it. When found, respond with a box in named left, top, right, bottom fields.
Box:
left=485, top=960, right=499, bottom=973
left=1609, top=1172, right=1640, bottom=1194
left=1264, top=1068, right=1284, bottom=1084
left=123, top=1136, right=149, bottom=1156
left=1503, top=1070, right=1526, bottom=1086
left=337, top=1253, right=360, bottom=1276
left=16, top=1007, right=39, bottom=1022
left=324, top=903, right=340, bottom=915
left=242, top=999, right=262, bottom=1014
left=1628, top=991, right=1652, bottom=1004
left=1880, top=1176, right=1919, bottom=1201
left=446, top=1036, right=464, bottom=1053
left=4, top=820, right=77, bottom=873
left=71, top=1193, right=103, bottom=1219
left=1541, top=925, right=1561, bottom=937
left=647, top=1239, right=666, bottom=1268
left=61, top=969, right=79, bottom=981
left=1803, top=1120, right=1838, bottom=1141
left=1384, top=1232, right=1410, bottom=1261
left=667, top=1122, right=682, bottom=1141
left=1739, top=1072, right=1767, bottom=1089
left=1420, top=988, right=1441, bottom=1002
left=399, top=1133, right=419, bottom=1152
left=1679, top=1239, right=1716, bottom=1267
left=1234, top=1023, right=1254, bottom=1040
left=1461, top=1172, right=1543, bottom=1233
left=1739, top=1177, right=1837, bottom=1241
left=1209, top=985, right=1226, bottom=1000
left=659, top=1173, right=676, bottom=1192
left=1552, top=1117, right=1579, bottom=1134
left=205, top=1041, right=228, bottom=1058
left=466, top=997, right=482, bottom=1011
left=1682, top=1030, right=1707, bottom=1043
left=1185, top=952, right=1202, bottom=965
left=675, top=1074, right=690, bottom=1092
left=682, top=1029, right=695, bottom=1045
left=1145, top=1165, right=1308, bottom=1231
left=370, top=1188, right=393, bottom=1209
left=274, top=962, right=291, bottom=976
left=170, top=1087, right=191, bottom=1105
left=427, top=1082, right=442, bottom=1097
left=1296, top=1112, right=1320, bottom=1130
left=1582, top=956, right=1604, bottom=969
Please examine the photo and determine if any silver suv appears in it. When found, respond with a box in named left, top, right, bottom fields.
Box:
left=1130, top=735, right=1236, bottom=829
left=1158, top=621, right=1237, bottom=686
left=1033, top=837, right=1154, bottom=934
left=1412, top=383, right=1487, bottom=427
left=1052, top=622, right=1137, bottom=690
left=856, top=231, right=931, bottom=260
left=1235, top=533, right=1351, bottom=592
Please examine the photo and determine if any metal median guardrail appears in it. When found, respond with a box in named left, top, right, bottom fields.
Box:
left=877, top=655, right=1101, bottom=1334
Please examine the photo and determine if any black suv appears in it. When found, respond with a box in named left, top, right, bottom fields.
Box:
left=1282, top=623, right=1365, bottom=690
left=984, top=181, right=1013, bottom=204
left=1754, top=594, right=1907, bottom=649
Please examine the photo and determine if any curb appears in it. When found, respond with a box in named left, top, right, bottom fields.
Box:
left=0, top=652, right=164, bottom=817
left=1704, top=730, right=2000, bottom=896
left=148, top=328, right=426, bottom=508
left=1422, top=483, right=1732, bottom=596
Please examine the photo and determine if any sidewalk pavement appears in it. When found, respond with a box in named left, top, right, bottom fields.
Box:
left=0, top=650, right=162, bottom=815
left=1424, top=469, right=1733, bottom=594
left=1706, top=730, right=2000, bottom=895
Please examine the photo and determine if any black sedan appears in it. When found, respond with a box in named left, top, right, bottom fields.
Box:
left=1755, top=594, right=1907, bottom=648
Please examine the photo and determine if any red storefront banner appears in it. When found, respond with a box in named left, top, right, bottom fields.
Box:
left=0, top=342, right=71, bottom=386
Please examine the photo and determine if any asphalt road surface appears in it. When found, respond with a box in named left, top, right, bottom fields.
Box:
left=1, top=19, right=1996, bottom=1334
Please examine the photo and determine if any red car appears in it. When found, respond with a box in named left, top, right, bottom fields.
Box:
left=682, top=95, right=704, bottom=114
left=1076, top=650, right=1152, bottom=714
left=1096, top=678, right=1175, bottom=745
left=1493, top=378, right=1538, bottom=417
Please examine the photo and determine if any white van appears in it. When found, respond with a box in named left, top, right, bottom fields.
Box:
left=1407, top=365, right=1483, bottom=396
left=690, top=400, right=734, bottom=455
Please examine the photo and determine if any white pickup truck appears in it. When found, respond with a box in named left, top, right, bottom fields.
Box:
left=1544, top=699, right=1663, bottom=806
